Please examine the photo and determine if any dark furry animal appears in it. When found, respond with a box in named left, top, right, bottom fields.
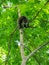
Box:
left=18, top=16, right=29, bottom=29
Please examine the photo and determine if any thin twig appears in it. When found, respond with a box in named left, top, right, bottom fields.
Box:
left=5, top=26, right=17, bottom=65
left=32, top=0, right=49, bottom=21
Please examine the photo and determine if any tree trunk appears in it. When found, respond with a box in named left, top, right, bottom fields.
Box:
left=21, top=60, right=26, bottom=65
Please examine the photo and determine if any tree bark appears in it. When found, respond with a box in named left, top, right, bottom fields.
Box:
left=17, top=6, right=26, bottom=65
left=21, top=60, right=26, bottom=65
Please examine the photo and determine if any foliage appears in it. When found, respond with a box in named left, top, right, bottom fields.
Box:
left=0, top=0, right=49, bottom=65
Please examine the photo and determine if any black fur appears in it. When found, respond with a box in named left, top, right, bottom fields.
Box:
left=18, top=16, right=29, bottom=28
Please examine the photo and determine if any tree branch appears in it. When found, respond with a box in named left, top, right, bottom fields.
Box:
left=22, top=44, right=41, bottom=65
left=26, top=41, right=49, bottom=61
left=32, top=0, right=49, bottom=21
left=5, top=26, right=17, bottom=65
left=17, top=6, right=27, bottom=65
